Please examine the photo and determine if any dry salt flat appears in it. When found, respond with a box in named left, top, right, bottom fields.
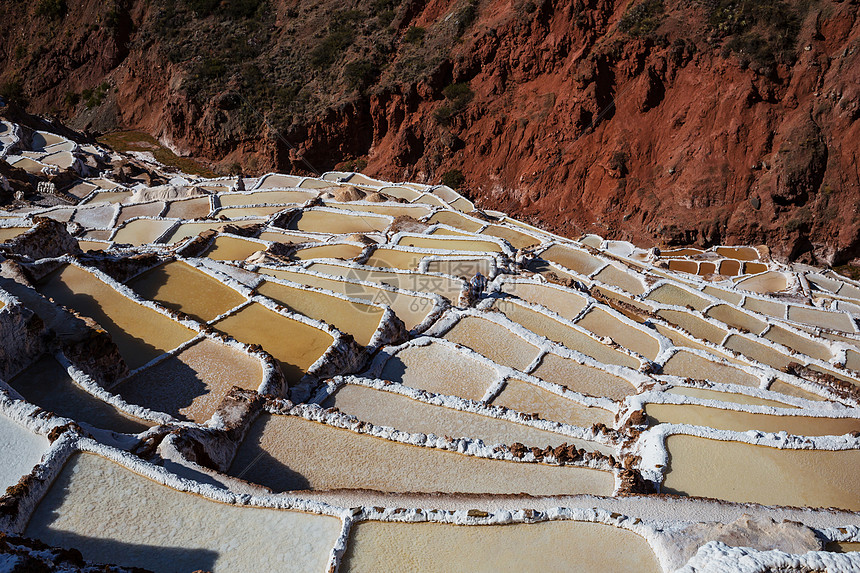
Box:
left=2, top=120, right=860, bottom=571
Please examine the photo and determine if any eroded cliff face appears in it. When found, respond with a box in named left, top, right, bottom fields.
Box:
left=2, top=0, right=858, bottom=264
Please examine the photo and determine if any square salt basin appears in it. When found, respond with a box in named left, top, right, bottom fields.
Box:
left=662, top=434, right=860, bottom=511
left=127, top=260, right=246, bottom=323
left=342, top=520, right=660, bottom=573
left=211, top=302, right=334, bottom=384
left=379, top=341, right=496, bottom=401
left=114, top=338, right=263, bottom=422
left=229, top=414, right=614, bottom=496
left=442, top=316, right=541, bottom=371
left=25, top=453, right=342, bottom=572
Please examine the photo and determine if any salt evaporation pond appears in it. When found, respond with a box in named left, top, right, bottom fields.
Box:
left=25, top=453, right=342, bottom=572
left=0, top=412, right=48, bottom=491
left=342, top=520, right=661, bottom=573
left=230, top=414, right=614, bottom=495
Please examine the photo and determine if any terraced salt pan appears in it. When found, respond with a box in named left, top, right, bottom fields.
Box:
left=25, top=453, right=341, bottom=572
left=306, top=262, right=464, bottom=302
left=575, top=306, right=662, bottom=360
left=127, top=260, right=246, bottom=322
left=330, top=201, right=432, bottom=219
left=788, top=304, right=856, bottom=333
left=163, top=221, right=229, bottom=244
left=112, top=218, right=176, bottom=246
left=492, top=300, right=639, bottom=368
left=490, top=378, right=615, bottom=427
left=254, top=173, right=304, bottom=188
left=0, top=411, right=48, bottom=491
left=205, top=235, right=266, bottom=261
left=9, top=356, right=151, bottom=433
left=442, top=315, right=541, bottom=371
left=716, top=246, right=760, bottom=261
left=37, top=264, right=195, bottom=369
left=540, top=244, right=604, bottom=275
left=426, top=211, right=485, bottom=233
left=767, top=379, right=828, bottom=402
left=379, top=341, right=495, bottom=400
left=395, top=235, right=504, bottom=253
left=293, top=243, right=364, bottom=261
left=257, top=230, right=319, bottom=244
left=723, top=334, right=793, bottom=371
left=763, top=325, right=832, bottom=362
left=480, top=224, right=540, bottom=249
left=0, top=227, right=30, bottom=241
left=342, top=520, right=660, bottom=573
left=219, top=205, right=292, bottom=218
left=498, top=281, right=588, bottom=319
left=705, top=303, right=768, bottom=334
left=116, top=202, right=164, bottom=226
left=212, top=302, right=333, bottom=383
left=230, top=414, right=614, bottom=495
left=666, top=386, right=797, bottom=408
left=364, top=248, right=433, bottom=270
left=662, top=434, right=860, bottom=511
left=661, top=350, right=761, bottom=387
left=646, top=283, right=712, bottom=310
left=256, top=279, right=384, bottom=347
left=288, top=209, right=389, bottom=234
left=735, top=271, right=789, bottom=294
left=647, top=401, right=860, bottom=436
left=742, top=296, right=786, bottom=319
left=114, top=338, right=263, bottom=422
left=219, top=190, right=313, bottom=206
left=162, top=197, right=212, bottom=219
left=83, top=191, right=132, bottom=204
left=531, top=354, right=637, bottom=401
left=657, top=309, right=730, bottom=346
left=322, top=384, right=608, bottom=452
left=259, top=268, right=434, bottom=330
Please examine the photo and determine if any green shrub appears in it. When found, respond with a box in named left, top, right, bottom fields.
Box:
left=311, top=14, right=363, bottom=69
left=36, top=0, right=67, bottom=20
left=0, top=78, right=27, bottom=107
left=441, top=169, right=465, bottom=189
left=345, top=59, right=381, bottom=92
left=618, top=0, right=664, bottom=37
left=705, top=0, right=802, bottom=67
left=64, top=91, right=80, bottom=107
left=404, top=26, right=426, bottom=44
left=434, top=82, right=474, bottom=125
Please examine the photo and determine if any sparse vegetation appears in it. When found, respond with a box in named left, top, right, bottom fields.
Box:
left=434, top=82, right=474, bottom=125
left=345, top=59, right=382, bottom=92
left=98, top=131, right=218, bottom=177
left=36, top=0, right=67, bottom=20
left=0, top=78, right=27, bottom=107
left=441, top=169, right=465, bottom=189
left=404, top=26, right=426, bottom=44
left=618, top=0, right=664, bottom=37
left=705, top=0, right=803, bottom=70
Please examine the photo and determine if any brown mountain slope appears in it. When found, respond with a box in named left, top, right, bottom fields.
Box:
left=1, top=0, right=858, bottom=264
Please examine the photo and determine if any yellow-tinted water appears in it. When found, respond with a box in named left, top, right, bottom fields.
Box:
left=127, top=260, right=246, bottom=322
left=256, top=280, right=384, bottom=346
left=661, top=350, right=761, bottom=387
left=163, top=197, right=211, bottom=219
left=205, top=236, right=266, bottom=261
left=396, top=235, right=503, bottom=253
left=322, top=384, right=611, bottom=453
left=38, top=265, right=195, bottom=369
left=293, top=243, right=364, bottom=261
left=211, top=302, right=334, bottom=383
left=289, top=209, right=389, bottom=234
left=112, top=219, right=176, bottom=246
left=531, top=354, right=638, bottom=401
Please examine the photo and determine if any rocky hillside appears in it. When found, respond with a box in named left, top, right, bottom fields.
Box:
left=1, top=0, right=858, bottom=265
